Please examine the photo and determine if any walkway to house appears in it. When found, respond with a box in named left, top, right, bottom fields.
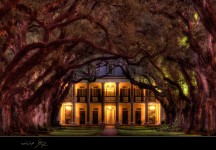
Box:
left=101, top=126, right=118, bottom=136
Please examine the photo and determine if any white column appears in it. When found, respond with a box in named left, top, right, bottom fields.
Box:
left=72, top=83, right=76, bottom=126
left=115, top=82, right=120, bottom=127
left=100, top=82, right=105, bottom=128
left=145, top=89, right=149, bottom=126
left=86, top=82, right=91, bottom=126
left=130, top=84, right=134, bottom=126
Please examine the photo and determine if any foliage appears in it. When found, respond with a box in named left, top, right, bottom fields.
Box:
left=0, top=0, right=216, bottom=135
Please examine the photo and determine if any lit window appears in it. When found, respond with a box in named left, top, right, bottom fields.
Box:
left=149, top=105, right=156, bottom=111
left=65, top=105, right=72, bottom=124
left=105, top=83, right=115, bottom=96
left=148, top=105, right=156, bottom=124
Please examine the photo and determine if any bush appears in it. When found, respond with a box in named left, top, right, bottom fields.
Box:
left=161, top=120, right=166, bottom=124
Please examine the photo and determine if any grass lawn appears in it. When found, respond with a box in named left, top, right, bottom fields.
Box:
left=117, top=126, right=201, bottom=136
left=39, top=126, right=103, bottom=136
left=38, top=125, right=202, bottom=136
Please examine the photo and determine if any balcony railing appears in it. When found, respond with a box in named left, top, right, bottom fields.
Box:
left=135, top=97, right=142, bottom=102
left=149, top=96, right=156, bottom=102
left=134, top=96, right=145, bottom=102
left=91, top=96, right=101, bottom=102
left=105, top=96, right=116, bottom=102
left=76, top=96, right=153, bottom=103
left=77, top=96, right=86, bottom=102
left=120, top=96, right=130, bottom=102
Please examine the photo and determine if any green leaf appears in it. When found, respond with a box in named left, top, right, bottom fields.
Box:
left=178, top=36, right=189, bottom=48
left=194, top=13, right=199, bottom=21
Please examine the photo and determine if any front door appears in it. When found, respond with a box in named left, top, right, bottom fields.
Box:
left=92, top=110, right=98, bottom=125
left=105, top=106, right=115, bottom=125
left=135, top=110, right=141, bottom=125
left=80, top=110, right=85, bottom=125
left=122, top=109, right=128, bottom=124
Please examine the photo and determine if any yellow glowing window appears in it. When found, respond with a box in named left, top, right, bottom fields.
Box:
left=148, top=105, right=156, bottom=124
left=105, top=83, right=115, bottom=96
left=65, top=105, right=72, bottom=124
left=149, top=105, right=156, bottom=111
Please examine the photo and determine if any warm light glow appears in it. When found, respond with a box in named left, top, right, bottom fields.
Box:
left=106, top=106, right=113, bottom=110
left=65, top=105, right=72, bottom=111
left=106, top=82, right=114, bottom=87
left=149, top=105, right=156, bottom=111
left=105, top=82, right=115, bottom=96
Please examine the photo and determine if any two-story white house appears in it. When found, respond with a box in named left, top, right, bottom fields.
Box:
left=58, top=65, right=165, bottom=126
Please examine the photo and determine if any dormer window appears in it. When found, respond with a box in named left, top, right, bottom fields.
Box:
left=107, top=64, right=113, bottom=75
left=107, top=64, right=114, bottom=75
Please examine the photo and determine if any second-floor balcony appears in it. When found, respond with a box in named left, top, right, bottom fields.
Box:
left=120, top=96, right=130, bottom=102
left=149, top=96, right=156, bottom=102
left=91, top=96, right=101, bottom=102
left=76, top=95, right=147, bottom=103
left=105, top=96, right=116, bottom=102
left=75, top=88, right=156, bottom=103
left=77, top=96, right=87, bottom=102
left=134, top=96, right=145, bottom=102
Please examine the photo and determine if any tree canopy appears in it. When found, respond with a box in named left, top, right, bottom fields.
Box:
left=0, top=0, right=216, bottom=135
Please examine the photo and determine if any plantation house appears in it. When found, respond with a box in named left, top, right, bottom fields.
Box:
left=58, top=65, right=165, bottom=126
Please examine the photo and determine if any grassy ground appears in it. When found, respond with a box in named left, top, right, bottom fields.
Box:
left=117, top=126, right=201, bottom=136
left=39, top=126, right=103, bottom=136
left=38, top=125, right=201, bottom=136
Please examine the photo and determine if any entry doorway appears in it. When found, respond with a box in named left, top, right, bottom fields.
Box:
left=92, top=108, right=98, bottom=125
left=105, top=106, right=115, bottom=125
left=122, top=108, right=128, bottom=124
left=135, top=108, right=141, bottom=125
left=79, top=109, right=85, bottom=125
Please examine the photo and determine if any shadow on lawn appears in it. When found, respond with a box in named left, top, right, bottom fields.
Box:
left=39, top=126, right=103, bottom=136
left=117, top=126, right=201, bottom=136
